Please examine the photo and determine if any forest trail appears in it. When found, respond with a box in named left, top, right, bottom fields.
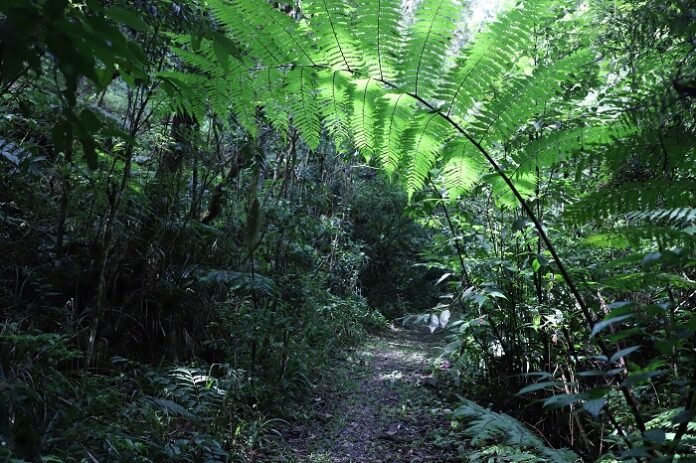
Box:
left=266, top=327, right=460, bottom=462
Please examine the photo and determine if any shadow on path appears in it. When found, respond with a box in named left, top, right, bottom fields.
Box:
left=266, top=326, right=460, bottom=462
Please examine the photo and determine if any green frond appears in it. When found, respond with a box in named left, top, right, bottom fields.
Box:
left=317, top=69, right=354, bottom=147
left=439, top=1, right=553, bottom=117
left=584, top=225, right=696, bottom=250
left=566, top=180, right=696, bottom=224
left=472, top=50, right=595, bottom=144
left=257, top=67, right=291, bottom=135
left=377, top=92, right=415, bottom=175
left=399, top=0, right=461, bottom=99
left=440, top=138, right=485, bottom=198
left=263, top=101, right=291, bottom=138
left=228, top=68, right=259, bottom=135
left=626, top=208, right=696, bottom=226
left=351, top=78, right=386, bottom=160
left=354, top=0, right=403, bottom=81
left=207, top=0, right=288, bottom=65
left=287, top=67, right=322, bottom=150
left=302, top=0, right=364, bottom=71
left=511, top=124, right=637, bottom=177
left=157, top=70, right=209, bottom=121
left=453, top=400, right=580, bottom=463
left=404, top=112, right=457, bottom=196
left=481, top=171, right=536, bottom=209
left=228, top=0, right=315, bottom=65
left=172, top=45, right=220, bottom=77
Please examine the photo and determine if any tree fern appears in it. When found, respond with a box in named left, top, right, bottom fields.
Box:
left=157, top=70, right=209, bottom=122
left=404, top=112, right=457, bottom=196
left=207, top=0, right=296, bottom=66
left=286, top=67, right=322, bottom=150
left=398, top=0, right=461, bottom=99
left=440, top=138, right=485, bottom=197
left=377, top=92, right=416, bottom=175
left=229, top=67, right=259, bottom=135
left=482, top=171, right=537, bottom=209
left=510, top=124, right=637, bottom=177
left=566, top=180, right=696, bottom=224
left=438, top=1, right=553, bottom=117
left=227, top=0, right=315, bottom=65
left=351, top=78, right=386, bottom=160
left=354, top=0, right=403, bottom=82
left=259, top=67, right=292, bottom=137
left=472, top=50, right=595, bottom=144
left=302, top=0, right=363, bottom=72
left=317, top=69, right=354, bottom=147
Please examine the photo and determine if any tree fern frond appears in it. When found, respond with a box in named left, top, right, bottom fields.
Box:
left=481, top=171, right=536, bottom=209
left=440, top=138, right=485, bottom=197
left=207, top=0, right=287, bottom=65
left=287, top=67, right=322, bottom=150
left=473, top=50, right=595, bottom=144
left=302, top=0, right=364, bottom=71
left=404, top=112, right=457, bottom=196
left=351, top=78, right=386, bottom=160
left=626, top=208, right=696, bottom=226
left=354, top=0, right=403, bottom=81
left=229, top=0, right=315, bottom=65
left=566, top=181, right=696, bottom=224
left=318, top=69, right=354, bottom=147
left=172, top=46, right=221, bottom=76
left=439, top=1, right=552, bottom=117
left=399, top=0, right=461, bottom=99
left=378, top=92, right=415, bottom=175
left=229, top=68, right=259, bottom=135
left=264, top=101, right=291, bottom=137
left=157, top=70, right=209, bottom=121
left=584, top=225, right=696, bottom=250
left=511, top=124, right=637, bottom=177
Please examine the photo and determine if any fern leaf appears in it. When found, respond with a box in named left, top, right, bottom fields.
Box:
left=404, top=112, right=457, bottom=196
left=302, top=0, right=363, bottom=71
left=351, top=78, right=386, bottom=160
left=511, top=124, right=637, bottom=177
left=439, top=1, right=553, bottom=117
left=354, top=0, right=403, bottom=81
left=481, top=171, right=537, bottom=209
left=440, top=138, right=485, bottom=197
left=287, top=67, right=322, bottom=150
left=473, top=50, right=595, bottom=144
left=566, top=180, right=696, bottom=224
left=318, top=69, right=354, bottom=147
left=453, top=399, right=579, bottom=463
left=229, top=67, right=258, bottom=135
left=157, top=70, right=209, bottom=121
left=399, top=0, right=461, bottom=99
left=378, top=92, right=415, bottom=175
left=207, top=0, right=287, bottom=65
left=228, top=0, right=315, bottom=65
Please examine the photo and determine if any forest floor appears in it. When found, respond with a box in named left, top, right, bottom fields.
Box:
left=263, top=326, right=462, bottom=462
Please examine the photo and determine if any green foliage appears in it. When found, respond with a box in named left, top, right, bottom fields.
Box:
left=453, top=400, right=580, bottom=463
left=1, top=0, right=695, bottom=461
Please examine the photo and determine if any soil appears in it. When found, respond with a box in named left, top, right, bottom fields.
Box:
left=263, top=326, right=461, bottom=462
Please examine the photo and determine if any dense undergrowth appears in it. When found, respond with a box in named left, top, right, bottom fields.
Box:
left=2, top=0, right=696, bottom=461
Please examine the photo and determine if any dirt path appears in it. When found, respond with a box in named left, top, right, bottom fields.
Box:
left=265, top=326, right=460, bottom=462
